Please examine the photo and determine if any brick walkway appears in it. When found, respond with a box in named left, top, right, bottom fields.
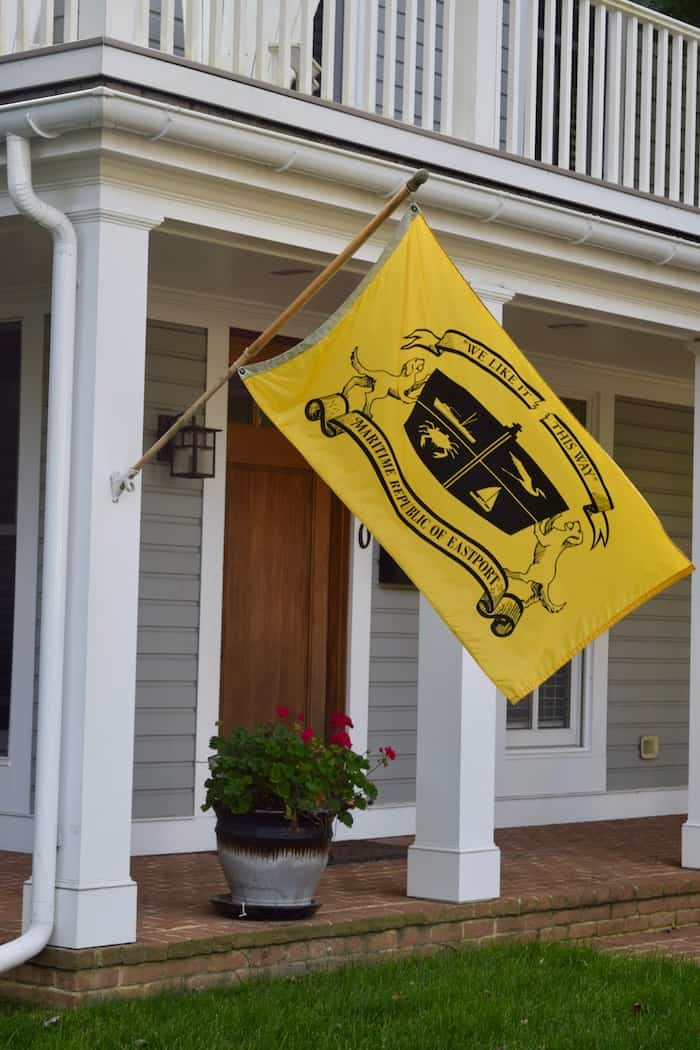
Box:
left=2, top=815, right=700, bottom=1005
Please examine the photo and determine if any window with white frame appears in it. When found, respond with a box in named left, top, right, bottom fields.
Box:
left=505, top=396, right=589, bottom=750
left=505, top=651, right=585, bottom=748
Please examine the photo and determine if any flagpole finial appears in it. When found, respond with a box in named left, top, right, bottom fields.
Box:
left=406, top=169, right=429, bottom=193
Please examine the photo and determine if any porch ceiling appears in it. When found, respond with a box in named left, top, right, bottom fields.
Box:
left=149, top=226, right=364, bottom=318
left=507, top=303, right=694, bottom=382
left=0, top=218, right=52, bottom=288
left=1, top=215, right=693, bottom=384
left=148, top=227, right=694, bottom=382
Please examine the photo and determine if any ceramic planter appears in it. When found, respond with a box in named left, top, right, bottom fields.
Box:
left=212, top=809, right=333, bottom=919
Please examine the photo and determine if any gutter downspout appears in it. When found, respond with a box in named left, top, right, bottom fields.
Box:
left=0, top=135, right=77, bottom=972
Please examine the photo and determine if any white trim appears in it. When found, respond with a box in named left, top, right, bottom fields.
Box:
left=0, top=812, right=33, bottom=851
left=130, top=813, right=216, bottom=855
left=495, top=385, right=608, bottom=799
left=0, top=310, right=44, bottom=815
left=2, top=787, right=690, bottom=855
left=505, top=649, right=584, bottom=747
left=193, top=317, right=229, bottom=813
left=336, top=787, right=690, bottom=838
left=683, top=345, right=700, bottom=867
left=496, top=787, right=688, bottom=827
left=333, top=803, right=417, bottom=841
left=530, top=351, right=693, bottom=407
left=345, top=516, right=372, bottom=756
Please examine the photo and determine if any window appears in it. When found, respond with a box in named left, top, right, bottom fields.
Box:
left=505, top=396, right=589, bottom=750
left=506, top=653, right=584, bottom=747
left=378, top=546, right=413, bottom=587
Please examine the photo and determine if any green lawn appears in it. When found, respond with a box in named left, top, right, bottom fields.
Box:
left=1, top=942, right=700, bottom=1049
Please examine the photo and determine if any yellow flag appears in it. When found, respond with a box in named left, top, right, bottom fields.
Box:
left=241, top=209, right=693, bottom=701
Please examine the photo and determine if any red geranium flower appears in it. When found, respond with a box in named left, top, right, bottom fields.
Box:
left=301, top=727, right=314, bottom=744
left=381, top=746, right=397, bottom=761
left=275, top=705, right=289, bottom=719
left=296, top=712, right=305, bottom=722
left=330, top=730, right=352, bottom=749
left=330, top=712, right=354, bottom=729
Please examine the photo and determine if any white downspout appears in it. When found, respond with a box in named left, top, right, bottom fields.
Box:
left=0, top=135, right=77, bottom=972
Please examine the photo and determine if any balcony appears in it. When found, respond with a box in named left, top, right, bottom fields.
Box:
left=1, top=1, right=699, bottom=209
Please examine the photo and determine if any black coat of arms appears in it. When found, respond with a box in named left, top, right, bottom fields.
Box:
left=405, top=372, right=567, bottom=534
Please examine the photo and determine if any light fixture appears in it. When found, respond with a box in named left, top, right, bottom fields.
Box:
left=157, top=414, right=220, bottom=480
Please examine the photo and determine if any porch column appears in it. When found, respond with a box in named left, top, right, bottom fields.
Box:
left=407, top=286, right=513, bottom=903
left=682, top=343, right=700, bottom=868
left=38, top=209, right=158, bottom=948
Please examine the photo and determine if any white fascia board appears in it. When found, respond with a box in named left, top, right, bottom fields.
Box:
left=1, top=40, right=699, bottom=242
left=1, top=87, right=700, bottom=291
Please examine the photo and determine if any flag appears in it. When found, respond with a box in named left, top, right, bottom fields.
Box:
left=240, top=208, right=693, bottom=701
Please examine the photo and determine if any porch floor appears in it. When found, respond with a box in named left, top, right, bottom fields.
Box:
left=3, top=815, right=700, bottom=1005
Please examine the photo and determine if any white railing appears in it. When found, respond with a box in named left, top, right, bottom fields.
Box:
left=2, top=1, right=699, bottom=208
left=0, top=0, right=78, bottom=52
left=502, top=0, right=700, bottom=206
left=0, top=1, right=454, bottom=132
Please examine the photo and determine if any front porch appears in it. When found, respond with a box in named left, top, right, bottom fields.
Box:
left=3, top=815, right=700, bottom=1006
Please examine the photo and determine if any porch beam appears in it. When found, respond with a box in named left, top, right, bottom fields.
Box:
left=407, top=287, right=513, bottom=904
left=40, top=206, right=162, bottom=949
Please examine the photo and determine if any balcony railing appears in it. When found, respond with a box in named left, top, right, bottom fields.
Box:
left=503, top=0, right=700, bottom=206
left=1, top=1, right=699, bottom=208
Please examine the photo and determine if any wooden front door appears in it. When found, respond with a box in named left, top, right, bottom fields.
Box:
left=219, top=329, right=350, bottom=735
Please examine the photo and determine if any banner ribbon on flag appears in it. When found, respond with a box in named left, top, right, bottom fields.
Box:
left=306, top=395, right=523, bottom=636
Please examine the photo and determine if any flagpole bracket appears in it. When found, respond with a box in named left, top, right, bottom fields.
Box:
left=111, top=471, right=136, bottom=503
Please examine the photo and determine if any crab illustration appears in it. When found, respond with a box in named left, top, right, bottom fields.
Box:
left=418, top=422, right=458, bottom=459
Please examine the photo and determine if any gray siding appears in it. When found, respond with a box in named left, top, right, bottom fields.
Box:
left=376, top=0, right=444, bottom=129
left=500, top=0, right=510, bottom=151
left=367, top=543, right=418, bottom=804
left=133, top=321, right=206, bottom=820
left=607, top=398, right=692, bottom=791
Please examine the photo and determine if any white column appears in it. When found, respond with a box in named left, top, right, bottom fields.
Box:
left=32, top=210, right=158, bottom=948
left=450, top=0, right=503, bottom=148
left=683, top=343, right=700, bottom=869
left=407, top=286, right=513, bottom=903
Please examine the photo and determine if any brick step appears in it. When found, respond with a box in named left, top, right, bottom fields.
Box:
left=593, top=923, right=700, bottom=961
left=4, top=883, right=700, bottom=1006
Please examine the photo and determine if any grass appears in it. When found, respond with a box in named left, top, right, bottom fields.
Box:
left=1, top=942, right=700, bottom=1049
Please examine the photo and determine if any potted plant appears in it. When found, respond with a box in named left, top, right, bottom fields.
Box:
left=202, top=706, right=396, bottom=919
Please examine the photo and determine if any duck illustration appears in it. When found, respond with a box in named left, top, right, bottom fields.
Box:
left=502, top=453, right=546, bottom=499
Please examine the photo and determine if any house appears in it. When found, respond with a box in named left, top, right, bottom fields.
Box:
left=0, top=0, right=699, bottom=956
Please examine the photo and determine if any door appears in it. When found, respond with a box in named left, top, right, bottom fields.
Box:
left=219, top=329, right=350, bottom=736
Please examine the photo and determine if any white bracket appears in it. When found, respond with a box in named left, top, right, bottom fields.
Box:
left=110, top=471, right=136, bottom=503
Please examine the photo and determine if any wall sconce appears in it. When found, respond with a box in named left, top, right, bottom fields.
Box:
left=157, top=415, right=221, bottom=480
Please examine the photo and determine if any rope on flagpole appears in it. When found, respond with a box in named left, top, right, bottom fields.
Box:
left=110, top=169, right=430, bottom=502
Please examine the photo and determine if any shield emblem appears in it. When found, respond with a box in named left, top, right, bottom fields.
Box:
left=405, top=371, right=567, bottom=534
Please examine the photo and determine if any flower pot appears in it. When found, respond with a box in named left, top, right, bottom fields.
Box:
left=212, top=809, right=333, bottom=919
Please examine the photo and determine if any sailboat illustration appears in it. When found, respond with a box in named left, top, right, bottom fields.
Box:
left=471, top=486, right=501, bottom=513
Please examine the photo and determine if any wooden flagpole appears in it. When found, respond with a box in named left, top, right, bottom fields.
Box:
left=111, top=169, right=429, bottom=501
